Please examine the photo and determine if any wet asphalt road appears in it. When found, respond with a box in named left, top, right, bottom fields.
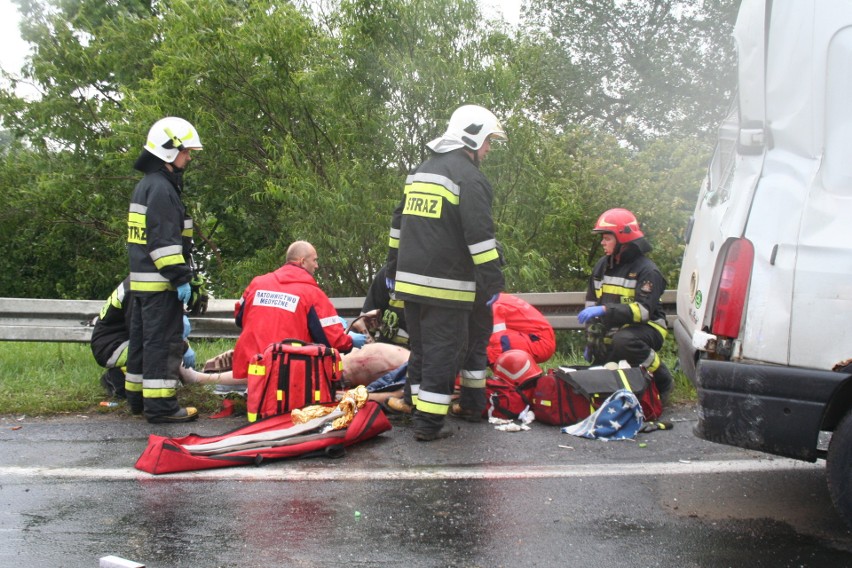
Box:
left=1, top=403, right=851, bottom=567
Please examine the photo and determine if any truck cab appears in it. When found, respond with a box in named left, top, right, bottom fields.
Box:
left=674, top=0, right=852, bottom=525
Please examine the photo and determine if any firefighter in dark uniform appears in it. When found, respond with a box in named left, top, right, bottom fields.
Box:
left=91, top=275, right=198, bottom=399
left=90, top=277, right=132, bottom=398
left=126, top=116, right=202, bottom=423
left=386, top=104, right=506, bottom=441
left=360, top=263, right=409, bottom=346
left=578, top=208, right=675, bottom=402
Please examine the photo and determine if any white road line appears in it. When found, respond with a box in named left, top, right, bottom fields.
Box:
left=0, top=459, right=824, bottom=481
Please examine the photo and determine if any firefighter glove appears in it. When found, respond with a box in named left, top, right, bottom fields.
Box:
left=486, top=293, right=500, bottom=307
left=385, top=277, right=395, bottom=293
left=578, top=305, right=606, bottom=324
left=177, top=282, right=192, bottom=305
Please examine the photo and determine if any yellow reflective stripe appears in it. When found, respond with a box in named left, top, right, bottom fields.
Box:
left=248, top=363, right=266, bottom=376
left=248, top=412, right=258, bottom=422
left=416, top=399, right=450, bottom=415
left=153, top=254, right=185, bottom=270
left=181, top=228, right=193, bottom=237
left=389, top=299, right=405, bottom=308
left=389, top=236, right=399, bottom=249
left=142, top=387, right=178, bottom=398
left=629, top=303, right=642, bottom=322
left=601, top=284, right=635, bottom=297
left=395, top=281, right=475, bottom=303
left=460, top=374, right=486, bottom=388
left=616, top=369, right=632, bottom=391
left=130, top=281, right=172, bottom=292
left=125, top=381, right=142, bottom=393
left=646, top=352, right=662, bottom=373
left=277, top=390, right=284, bottom=401
left=472, top=248, right=499, bottom=265
left=648, top=321, right=668, bottom=339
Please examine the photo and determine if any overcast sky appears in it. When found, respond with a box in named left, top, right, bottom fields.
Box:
left=0, top=0, right=521, bottom=82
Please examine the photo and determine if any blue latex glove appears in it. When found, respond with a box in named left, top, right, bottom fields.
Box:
left=348, top=332, right=367, bottom=349
left=385, top=277, right=395, bottom=293
left=583, top=345, right=593, bottom=363
left=577, top=305, right=606, bottom=324
left=183, top=345, right=196, bottom=369
left=176, top=282, right=192, bottom=305
left=182, top=315, right=192, bottom=339
left=486, top=293, right=500, bottom=307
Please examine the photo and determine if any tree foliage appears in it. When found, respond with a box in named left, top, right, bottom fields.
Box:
left=0, top=0, right=737, bottom=300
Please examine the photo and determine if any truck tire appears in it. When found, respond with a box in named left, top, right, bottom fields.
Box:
left=827, top=409, right=852, bottom=528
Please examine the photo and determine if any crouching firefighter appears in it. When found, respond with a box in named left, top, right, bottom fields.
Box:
left=577, top=208, right=674, bottom=403
left=126, top=116, right=203, bottom=424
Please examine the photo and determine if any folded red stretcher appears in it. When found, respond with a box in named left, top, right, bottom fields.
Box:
left=135, top=401, right=391, bottom=474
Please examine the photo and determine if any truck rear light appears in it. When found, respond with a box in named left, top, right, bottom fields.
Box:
left=711, top=238, right=754, bottom=338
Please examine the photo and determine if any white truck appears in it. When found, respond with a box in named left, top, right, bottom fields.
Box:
left=674, top=0, right=852, bottom=524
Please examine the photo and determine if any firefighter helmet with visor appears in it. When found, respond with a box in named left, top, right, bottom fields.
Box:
left=427, top=105, right=507, bottom=153
left=592, top=208, right=644, bottom=244
left=144, top=117, right=203, bottom=163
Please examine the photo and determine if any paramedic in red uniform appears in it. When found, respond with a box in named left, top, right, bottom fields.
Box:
left=232, top=240, right=366, bottom=380
left=487, top=292, right=556, bottom=365
left=386, top=104, right=506, bottom=441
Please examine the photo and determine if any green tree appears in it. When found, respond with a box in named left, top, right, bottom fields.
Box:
left=0, top=0, right=729, bottom=302
left=523, top=0, right=739, bottom=147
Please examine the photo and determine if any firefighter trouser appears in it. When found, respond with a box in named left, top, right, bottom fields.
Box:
left=458, top=299, right=491, bottom=413
left=91, top=338, right=129, bottom=370
left=404, top=302, right=469, bottom=433
left=126, top=291, right=184, bottom=419
left=597, top=323, right=673, bottom=394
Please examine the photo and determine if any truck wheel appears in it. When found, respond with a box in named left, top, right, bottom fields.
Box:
left=827, top=409, right=852, bottom=528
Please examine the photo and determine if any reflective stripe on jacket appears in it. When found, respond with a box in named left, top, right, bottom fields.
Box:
left=387, top=149, right=503, bottom=308
left=127, top=169, right=193, bottom=293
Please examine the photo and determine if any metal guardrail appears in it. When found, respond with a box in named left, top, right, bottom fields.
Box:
left=0, top=291, right=676, bottom=343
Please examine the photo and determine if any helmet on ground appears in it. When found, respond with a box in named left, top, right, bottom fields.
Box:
left=592, top=208, right=644, bottom=244
left=144, top=117, right=202, bottom=163
left=427, top=105, right=507, bottom=153
left=493, top=349, right=542, bottom=383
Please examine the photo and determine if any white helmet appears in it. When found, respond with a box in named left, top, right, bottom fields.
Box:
left=144, top=117, right=202, bottom=163
left=426, top=105, right=507, bottom=153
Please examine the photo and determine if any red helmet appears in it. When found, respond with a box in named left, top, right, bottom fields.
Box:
left=493, top=350, right=543, bottom=382
left=592, top=208, right=644, bottom=244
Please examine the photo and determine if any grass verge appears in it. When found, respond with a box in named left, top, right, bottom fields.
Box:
left=0, top=336, right=694, bottom=417
left=0, top=339, right=240, bottom=417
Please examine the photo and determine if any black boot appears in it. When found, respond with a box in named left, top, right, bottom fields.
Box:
left=653, top=362, right=675, bottom=405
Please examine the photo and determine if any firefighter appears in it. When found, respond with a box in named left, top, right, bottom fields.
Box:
left=385, top=104, right=506, bottom=441
left=359, top=263, right=409, bottom=347
left=577, top=208, right=675, bottom=402
left=91, top=276, right=196, bottom=399
left=90, top=277, right=132, bottom=398
left=126, top=117, right=202, bottom=423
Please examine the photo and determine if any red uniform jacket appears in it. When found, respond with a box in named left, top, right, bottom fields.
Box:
left=488, top=293, right=556, bottom=364
left=232, top=263, right=353, bottom=378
